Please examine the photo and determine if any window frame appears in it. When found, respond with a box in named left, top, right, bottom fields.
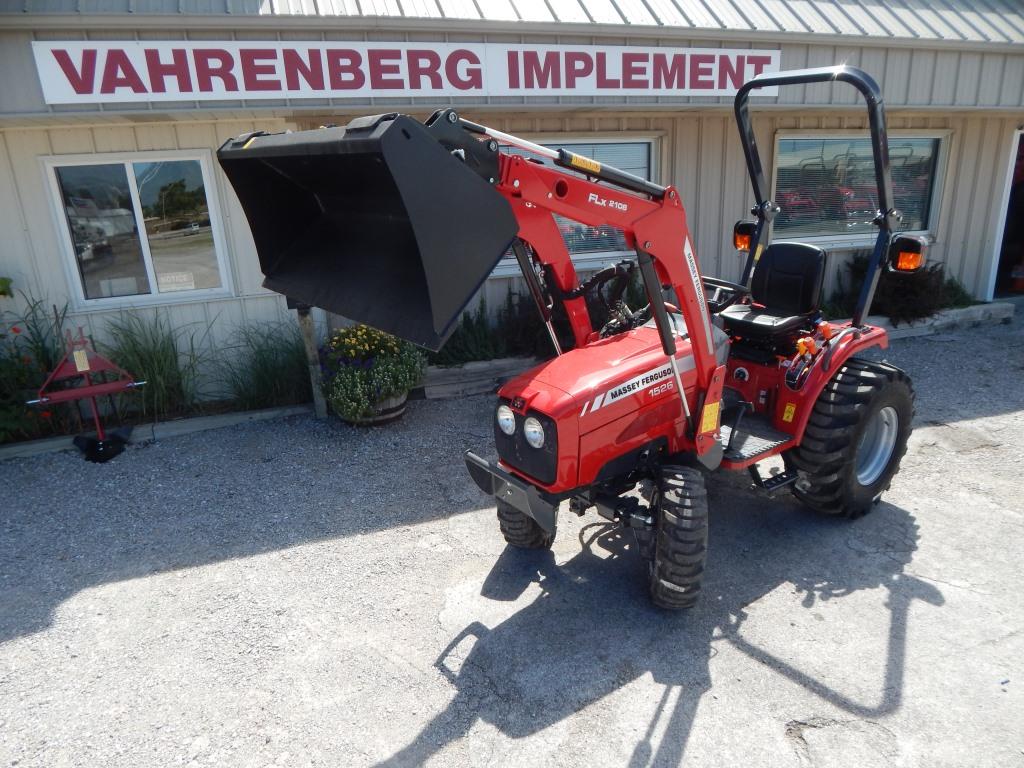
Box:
left=42, top=149, right=234, bottom=311
left=769, top=129, right=951, bottom=249
left=490, top=133, right=662, bottom=278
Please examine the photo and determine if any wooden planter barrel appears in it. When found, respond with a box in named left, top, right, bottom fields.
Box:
left=341, top=391, right=409, bottom=426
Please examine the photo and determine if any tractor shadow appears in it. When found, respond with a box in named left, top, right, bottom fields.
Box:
left=378, top=472, right=943, bottom=767
left=0, top=398, right=497, bottom=645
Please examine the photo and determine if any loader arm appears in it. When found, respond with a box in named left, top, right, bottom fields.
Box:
left=491, top=143, right=720, bottom=395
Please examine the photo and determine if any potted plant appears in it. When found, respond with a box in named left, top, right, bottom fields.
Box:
left=322, top=324, right=425, bottom=426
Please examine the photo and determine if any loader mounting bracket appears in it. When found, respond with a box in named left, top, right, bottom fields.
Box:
left=424, top=108, right=502, bottom=184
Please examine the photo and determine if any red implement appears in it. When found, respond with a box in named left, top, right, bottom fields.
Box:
left=29, top=329, right=144, bottom=461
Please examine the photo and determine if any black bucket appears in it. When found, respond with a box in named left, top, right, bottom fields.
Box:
left=217, top=114, right=518, bottom=351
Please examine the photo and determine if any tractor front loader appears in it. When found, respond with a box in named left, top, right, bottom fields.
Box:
left=218, top=65, right=925, bottom=609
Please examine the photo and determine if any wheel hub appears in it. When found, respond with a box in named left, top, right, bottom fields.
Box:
left=856, top=405, right=899, bottom=486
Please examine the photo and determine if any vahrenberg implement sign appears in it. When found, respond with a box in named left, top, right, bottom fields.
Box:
left=32, top=42, right=780, bottom=104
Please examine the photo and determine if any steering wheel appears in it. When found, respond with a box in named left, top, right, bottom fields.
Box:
left=702, top=276, right=749, bottom=313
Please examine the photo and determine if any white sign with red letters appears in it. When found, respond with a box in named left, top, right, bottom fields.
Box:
left=32, top=41, right=780, bottom=104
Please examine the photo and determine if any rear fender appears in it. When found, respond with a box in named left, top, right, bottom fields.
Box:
left=774, top=325, right=889, bottom=441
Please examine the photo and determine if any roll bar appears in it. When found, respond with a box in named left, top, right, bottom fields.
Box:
left=734, top=65, right=903, bottom=327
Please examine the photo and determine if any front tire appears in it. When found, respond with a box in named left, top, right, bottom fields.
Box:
left=496, top=499, right=554, bottom=549
left=787, top=358, right=915, bottom=518
left=649, top=466, right=709, bottom=610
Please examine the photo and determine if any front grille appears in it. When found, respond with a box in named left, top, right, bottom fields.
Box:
left=493, top=400, right=558, bottom=485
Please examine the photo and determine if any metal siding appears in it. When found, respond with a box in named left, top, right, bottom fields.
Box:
left=641, top=0, right=688, bottom=27
left=359, top=0, right=402, bottom=16
left=0, top=134, right=42, bottom=298
left=8, top=0, right=1024, bottom=48
left=882, top=47, right=912, bottom=105
left=578, top=0, right=624, bottom=24
left=694, top=113, right=725, bottom=264
left=988, top=0, right=1024, bottom=40
left=785, top=0, right=840, bottom=34
left=965, top=117, right=1005, bottom=291
left=545, top=0, right=589, bottom=23
left=755, top=0, right=811, bottom=33
left=829, top=46, right=862, bottom=105
left=937, top=0, right=1007, bottom=43
left=904, top=2, right=968, bottom=42
left=3, top=129, right=68, bottom=309
left=813, top=2, right=864, bottom=36
left=0, top=32, right=48, bottom=115
left=906, top=49, right=936, bottom=107
left=479, top=0, right=520, bottom=21
left=955, top=52, right=983, bottom=107
left=728, top=0, right=780, bottom=31
left=403, top=0, right=443, bottom=18
left=805, top=44, right=838, bottom=103
left=999, top=55, right=1024, bottom=106
left=977, top=54, right=1005, bottom=106
left=858, top=0, right=916, bottom=39
left=699, top=1, right=749, bottom=32
left=610, top=0, right=655, bottom=26
left=777, top=43, right=810, bottom=104
left=429, top=0, right=468, bottom=14
left=832, top=0, right=888, bottom=37
left=670, top=0, right=720, bottom=30
left=929, top=49, right=959, bottom=105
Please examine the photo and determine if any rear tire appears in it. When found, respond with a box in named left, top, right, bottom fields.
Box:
left=787, top=358, right=914, bottom=518
left=649, top=466, right=709, bottom=610
left=497, top=499, right=554, bottom=549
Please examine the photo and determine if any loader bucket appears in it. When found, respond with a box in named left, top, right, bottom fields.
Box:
left=217, top=114, right=519, bottom=350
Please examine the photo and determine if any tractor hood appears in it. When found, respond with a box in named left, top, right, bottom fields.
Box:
left=501, top=320, right=730, bottom=432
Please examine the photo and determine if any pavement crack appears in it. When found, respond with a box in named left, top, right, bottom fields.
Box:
left=785, top=716, right=899, bottom=767
left=905, top=570, right=992, bottom=596
left=785, top=717, right=843, bottom=767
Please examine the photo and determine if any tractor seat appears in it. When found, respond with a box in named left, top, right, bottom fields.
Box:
left=721, top=242, right=826, bottom=336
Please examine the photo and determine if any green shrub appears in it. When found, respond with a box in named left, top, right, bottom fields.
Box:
left=218, top=323, right=311, bottom=410
left=0, top=340, right=40, bottom=442
left=825, top=253, right=976, bottom=326
left=429, top=298, right=508, bottom=366
left=428, top=267, right=652, bottom=367
left=0, top=295, right=71, bottom=443
left=322, top=325, right=425, bottom=421
left=104, top=311, right=205, bottom=419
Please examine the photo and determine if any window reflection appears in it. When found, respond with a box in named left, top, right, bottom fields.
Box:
left=774, top=137, right=939, bottom=238
left=56, top=164, right=150, bottom=299
left=133, top=160, right=222, bottom=293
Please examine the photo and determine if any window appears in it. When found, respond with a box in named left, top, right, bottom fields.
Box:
left=49, top=154, right=229, bottom=303
left=500, top=140, right=652, bottom=258
left=773, top=136, right=941, bottom=239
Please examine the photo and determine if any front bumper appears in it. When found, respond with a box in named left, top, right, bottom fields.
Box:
left=464, top=450, right=558, bottom=533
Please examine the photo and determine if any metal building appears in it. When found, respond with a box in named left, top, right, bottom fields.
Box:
left=1, top=0, right=1022, bottom=345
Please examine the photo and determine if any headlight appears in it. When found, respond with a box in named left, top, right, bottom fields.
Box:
left=496, top=404, right=516, bottom=435
left=523, top=417, right=545, bottom=449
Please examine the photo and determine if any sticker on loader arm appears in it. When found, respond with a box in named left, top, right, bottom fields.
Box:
left=782, top=402, right=797, bottom=423
left=700, top=400, right=720, bottom=434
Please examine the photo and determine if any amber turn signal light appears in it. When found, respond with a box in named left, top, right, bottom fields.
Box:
left=733, top=220, right=756, bottom=252
left=894, top=251, right=925, bottom=272
left=887, top=234, right=928, bottom=274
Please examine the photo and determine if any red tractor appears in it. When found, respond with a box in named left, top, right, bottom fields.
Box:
left=218, top=66, right=925, bottom=609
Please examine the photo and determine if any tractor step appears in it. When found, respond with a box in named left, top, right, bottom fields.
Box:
left=748, top=465, right=799, bottom=493
left=719, top=415, right=793, bottom=462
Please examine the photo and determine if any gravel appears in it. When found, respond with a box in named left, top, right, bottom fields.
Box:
left=1, top=307, right=1022, bottom=768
